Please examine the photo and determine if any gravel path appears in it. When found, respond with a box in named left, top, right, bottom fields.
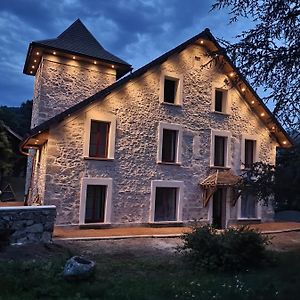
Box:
left=1, top=232, right=300, bottom=261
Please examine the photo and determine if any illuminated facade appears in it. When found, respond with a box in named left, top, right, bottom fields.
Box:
left=22, top=20, right=292, bottom=228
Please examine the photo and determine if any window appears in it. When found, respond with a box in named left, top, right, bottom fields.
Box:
left=241, top=193, right=257, bottom=218
left=215, top=90, right=223, bottom=112
left=159, top=73, right=183, bottom=105
left=79, top=177, right=112, bottom=224
left=244, top=139, right=255, bottom=168
left=158, top=122, right=182, bottom=164
left=214, top=136, right=226, bottom=167
left=150, top=180, right=184, bottom=222
left=241, top=135, right=258, bottom=169
left=89, top=121, right=110, bottom=158
left=211, top=130, right=231, bottom=168
left=85, top=185, right=107, bottom=223
left=83, top=111, right=116, bottom=160
left=154, top=187, right=177, bottom=221
left=164, top=79, right=177, bottom=103
left=162, top=129, right=177, bottom=163
left=212, top=87, right=229, bottom=114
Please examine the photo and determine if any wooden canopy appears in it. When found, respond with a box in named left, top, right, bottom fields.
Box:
left=200, top=170, right=241, bottom=207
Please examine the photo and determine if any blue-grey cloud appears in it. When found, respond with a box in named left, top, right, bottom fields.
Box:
left=0, top=0, right=250, bottom=106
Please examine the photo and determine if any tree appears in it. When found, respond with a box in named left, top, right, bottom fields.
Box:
left=0, top=100, right=32, bottom=137
left=0, top=122, right=13, bottom=185
left=212, top=0, right=300, bottom=133
left=275, top=138, right=300, bottom=210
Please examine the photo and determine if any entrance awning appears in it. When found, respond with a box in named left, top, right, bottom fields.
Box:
left=200, top=170, right=241, bottom=207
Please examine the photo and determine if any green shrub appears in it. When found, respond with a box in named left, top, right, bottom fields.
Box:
left=180, top=224, right=270, bottom=271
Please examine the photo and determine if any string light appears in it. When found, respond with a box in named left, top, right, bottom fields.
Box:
left=260, top=112, right=265, bottom=117
left=241, top=87, right=246, bottom=92
left=283, top=141, right=287, bottom=145
left=229, top=72, right=234, bottom=77
left=72, top=56, right=76, bottom=60
left=112, top=65, right=115, bottom=68
left=251, top=100, right=255, bottom=104
left=200, top=40, right=204, bottom=44
left=36, top=52, right=40, bottom=55
left=94, top=61, right=97, bottom=64
left=53, top=51, right=56, bottom=55
left=31, top=65, right=35, bottom=69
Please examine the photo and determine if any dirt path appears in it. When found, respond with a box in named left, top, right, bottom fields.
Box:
left=1, top=231, right=300, bottom=261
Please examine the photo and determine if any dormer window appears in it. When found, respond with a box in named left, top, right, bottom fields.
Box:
left=160, top=73, right=183, bottom=106
left=214, top=88, right=228, bottom=113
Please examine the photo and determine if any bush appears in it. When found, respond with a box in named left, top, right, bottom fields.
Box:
left=179, top=224, right=270, bottom=271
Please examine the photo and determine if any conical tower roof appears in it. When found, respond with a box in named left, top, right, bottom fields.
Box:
left=23, top=19, right=131, bottom=78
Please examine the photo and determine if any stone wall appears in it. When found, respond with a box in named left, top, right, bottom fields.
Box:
left=35, top=43, right=278, bottom=226
left=31, top=54, right=116, bottom=127
left=0, top=205, right=56, bottom=244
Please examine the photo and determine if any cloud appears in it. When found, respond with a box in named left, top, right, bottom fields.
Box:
left=0, top=0, right=251, bottom=106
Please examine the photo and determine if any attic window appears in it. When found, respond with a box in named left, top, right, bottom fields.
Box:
left=214, top=89, right=228, bottom=113
left=164, top=78, right=178, bottom=103
left=160, top=73, right=183, bottom=106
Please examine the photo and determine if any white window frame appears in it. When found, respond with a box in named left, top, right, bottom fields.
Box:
left=79, top=177, right=113, bottom=225
left=240, top=134, right=259, bottom=169
left=237, top=194, right=262, bottom=220
left=211, top=84, right=230, bottom=115
left=210, top=129, right=231, bottom=168
left=159, top=71, right=183, bottom=106
left=157, top=122, right=183, bottom=164
left=149, top=180, right=184, bottom=223
left=83, top=110, right=116, bottom=160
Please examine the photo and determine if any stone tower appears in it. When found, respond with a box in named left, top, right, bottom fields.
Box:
left=23, top=19, right=131, bottom=128
left=22, top=19, right=131, bottom=201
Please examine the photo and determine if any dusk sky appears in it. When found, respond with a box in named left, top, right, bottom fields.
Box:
left=0, top=0, right=251, bottom=107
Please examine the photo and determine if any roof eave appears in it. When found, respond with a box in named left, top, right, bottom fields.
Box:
left=23, top=42, right=132, bottom=76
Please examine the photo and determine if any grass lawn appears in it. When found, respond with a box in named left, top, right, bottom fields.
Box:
left=0, top=246, right=300, bottom=300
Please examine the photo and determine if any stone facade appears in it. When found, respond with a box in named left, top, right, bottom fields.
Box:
left=31, top=54, right=116, bottom=127
left=26, top=54, right=117, bottom=198
left=0, top=206, right=56, bottom=244
left=29, top=44, right=277, bottom=226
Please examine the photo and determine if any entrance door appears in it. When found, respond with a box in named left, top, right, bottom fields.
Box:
left=212, top=188, right=226, bottom=229
left=85, top=185, right=107, bottom=223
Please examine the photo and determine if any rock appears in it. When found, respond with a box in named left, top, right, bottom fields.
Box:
left=41, top=231, right=52, bottom=243
left=26, top=223, right=44, bottom=233
left=63, top=256, right=96, bottom=281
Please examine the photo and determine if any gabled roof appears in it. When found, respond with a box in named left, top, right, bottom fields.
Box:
left=1, top=122, right=22, bottom=141
left=23, top=19, right=131, bottom=78
left=21, top=28, right=293, bottom=150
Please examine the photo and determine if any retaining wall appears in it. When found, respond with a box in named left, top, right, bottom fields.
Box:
left=0, top=205, right=56, bottom=244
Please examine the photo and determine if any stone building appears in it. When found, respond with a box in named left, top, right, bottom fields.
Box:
left=21, top=19, right=292, bottom=228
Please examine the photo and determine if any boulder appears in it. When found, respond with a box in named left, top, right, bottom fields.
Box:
left=63, top=256, right=96, bottom=281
